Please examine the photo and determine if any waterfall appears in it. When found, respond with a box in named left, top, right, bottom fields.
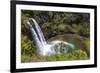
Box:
left=27, top=18, right=47, bottom=55
left=27, top=18, right=75, bottom=56
left=31, top=18, right=47, bottom=46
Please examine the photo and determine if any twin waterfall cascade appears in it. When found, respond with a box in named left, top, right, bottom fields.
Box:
left=27, top=18, right=74, bottom=56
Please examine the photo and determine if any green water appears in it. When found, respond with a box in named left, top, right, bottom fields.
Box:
left=48, top=34, right=88, bottom=52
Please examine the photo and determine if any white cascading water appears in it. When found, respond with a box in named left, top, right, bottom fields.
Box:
left=27, top=18, right=74, bottom=56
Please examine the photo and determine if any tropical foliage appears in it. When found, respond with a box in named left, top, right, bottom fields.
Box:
left=21, top=10, right=90, bottom=63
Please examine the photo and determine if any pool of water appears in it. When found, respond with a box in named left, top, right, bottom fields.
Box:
left=47, top=34, right=89, bottom=54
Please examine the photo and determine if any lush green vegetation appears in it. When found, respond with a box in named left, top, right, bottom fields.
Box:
left=21, top=10, right=90, bottom=63
left=21, top=49, right=88, bottom=63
